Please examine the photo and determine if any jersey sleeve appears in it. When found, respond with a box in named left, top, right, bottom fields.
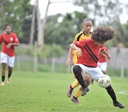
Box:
left=104, top=46, right=109, bottom=53
left=100, top=46, right=108, bottom=53
left=13, top=33, right=19, bottom=43
left=74, top=39, right=86, bottom=48
left=72, top=34, right=80, bottom=55
left=73, top=34, right=79, bottom=42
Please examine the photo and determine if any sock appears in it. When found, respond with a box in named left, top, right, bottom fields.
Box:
left=8, top=73, right=11, bottom=78
left=71, top=79, right=79, bottom=88
left=73, top=65, right=87, bottom=88
left=74, top=88, right=82, bottom=98
left=2, top=76, right=5, bottom=82
left=105, top=85, right=117, bottom=103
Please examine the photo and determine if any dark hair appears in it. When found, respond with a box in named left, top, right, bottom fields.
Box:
left=91, top=26, right=115, bottom=43
left=83, top=18, right=92, bottom=24
left=4, top=24, right=11, bottom=30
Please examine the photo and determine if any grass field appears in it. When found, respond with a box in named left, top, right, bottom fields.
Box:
left=0, top=71, right=128, bottom=112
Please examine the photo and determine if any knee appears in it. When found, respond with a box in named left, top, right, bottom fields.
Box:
left=9, top=69, right=13, bottom=73
left=84, top=75, right=92, bottom=86
left=8, top=68, right=13, bottom=73
left=2, top=64, right=6, bottom=70
left=73, top=65, right=81, bottom=74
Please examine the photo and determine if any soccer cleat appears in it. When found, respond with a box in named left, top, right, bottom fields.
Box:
left=113, top=101, right=125, bottom=108
left=71, top=96, right=79, bottom=104
left=67, top=85, right=73, bottom=98
left=81, top=87, right=89, bottom=96
left=1, top=82, right=5, bottom=86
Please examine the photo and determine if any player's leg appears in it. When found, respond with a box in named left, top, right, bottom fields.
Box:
left=99, top=62, right=107, bottom=74
left=71, top=79, right=79, bottom=88
left=71, top=74, right=92, bottom=104
left=67, top=78, right=79, bottom=98
left=71, top=88, right=82, bottom=104
left=7, top=66, right=13, bottom=84
left=67, top=74, right=91, bottom=98
left=74, top=74, right=91, bottom=98
left=91, top=67, right=125, bottom=108
left=72, top=65, right=89, bottom=96
left=0, top=52, right=8, bottom=86
left=7, top=56, right=15, bottom=84
left=1, top=63, right=7, bottom=86
left=67, top=65, right=87, bottom=98
left=105, top=85, right=125, bottom=108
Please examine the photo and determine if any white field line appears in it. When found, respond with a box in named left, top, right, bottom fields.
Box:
left=118, top=90, right=128, bottom=96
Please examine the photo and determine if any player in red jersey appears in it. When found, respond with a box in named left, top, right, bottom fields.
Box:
left=66, top=18, right=93, bottom=103
left=67, top=26, right=125, bottom=108
left=0, top=24, right=19, bottom=86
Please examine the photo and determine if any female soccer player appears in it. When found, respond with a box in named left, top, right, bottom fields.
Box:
left=66, top=18, right=93, bottom=103
left=0, top=24, right=19, bottom=86
left=67, top=26, right=125, bottom=108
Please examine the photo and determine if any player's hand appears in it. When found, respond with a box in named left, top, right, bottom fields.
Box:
left=6, top=43, right=12, bottom=49
left=76, top=48, right=82, bottom=57
left=107, top=54, right=111, bottom=60
left=66, top=58, right=72, bottom=66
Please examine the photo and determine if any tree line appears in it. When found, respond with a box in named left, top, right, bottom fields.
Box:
left=0, top=0, right=128, bottom=58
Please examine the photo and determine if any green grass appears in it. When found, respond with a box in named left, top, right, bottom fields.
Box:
left=0, top=71, right=128, bottom=112
left=14, top=62, right=68, bottom=73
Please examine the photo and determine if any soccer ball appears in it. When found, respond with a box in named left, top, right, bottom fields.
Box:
left=98, top=75, right=111, bottom=88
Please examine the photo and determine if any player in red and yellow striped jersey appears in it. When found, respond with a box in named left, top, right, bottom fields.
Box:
left=66, top=18, right=93, bottom=104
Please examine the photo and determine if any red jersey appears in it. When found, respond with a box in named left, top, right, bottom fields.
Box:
left=98, top=46, right=108, bottom=62
left=0, top=32, right=19, bottom=57
left=74, top=38, right=104, bottom=67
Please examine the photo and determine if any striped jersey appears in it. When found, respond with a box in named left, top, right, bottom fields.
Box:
left=72, top=31, right=92, bottom=64
left=74, top=38, right=104, bottom=67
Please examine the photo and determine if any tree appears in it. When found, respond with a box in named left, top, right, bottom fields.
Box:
left=73, top=0, right=123, bottom=25
left=112, top=18, right=128, bottom=47
left=0, top=0, right=33, bottom=39
left=44, top=11, right=94, bottom=49
left=44, top=13, right=75, bottom=48
left=21, top=10, right=38, bottom=44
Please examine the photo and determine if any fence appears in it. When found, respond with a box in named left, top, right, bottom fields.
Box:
left=14, top=47, right=128, bottom=77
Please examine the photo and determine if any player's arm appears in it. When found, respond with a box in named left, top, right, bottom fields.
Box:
left=0, top=34, right=3, bottom=44
left=72, top=34, right=78, bottom=55
left=66, top=34, right=78, bottom=66
left=66, top=47, right=73, bottom=66
left=70, top=43, right=82, bottom=57
left=100, top=50, right=111, bottom=61
left=6, top=42, right=19, bottom=49
left=10, top=42, right=19, bottom=46
left=104, top=47, right=110, bottom=64
left=12, top=33, right=19, bottom=46
left=6, top=40, right=19, bottom=48
left=6, top=34, right=19, bottom=48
